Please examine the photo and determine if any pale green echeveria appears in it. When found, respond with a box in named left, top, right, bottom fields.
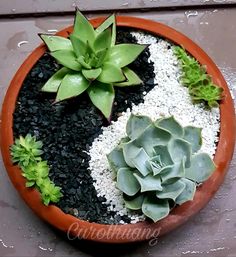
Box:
left=107, top=114, right=216, bottom=222
left=40, top=10, right=146, bottom=119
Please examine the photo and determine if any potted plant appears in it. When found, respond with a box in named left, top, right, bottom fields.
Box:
left=1, top=10, right=235, bottom=243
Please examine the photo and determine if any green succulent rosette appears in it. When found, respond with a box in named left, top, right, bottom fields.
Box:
left=40, top=10, right=146, bottom=119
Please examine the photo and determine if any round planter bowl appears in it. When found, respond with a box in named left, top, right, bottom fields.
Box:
left=1, top=16, right=235, bottom=243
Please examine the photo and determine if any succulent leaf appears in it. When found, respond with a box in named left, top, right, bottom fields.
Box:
left=168, top=138, right=191, bottom=168
left=124, top=194, right=144, bottom=210
left=93, top=27, right=112, bottom=51
left=134, top=173, right=163, bottom=192
left=107, top=145, right=127, bottom=173
left=131, top=148, right=150, bottom=176
left=107, top=115, right=216, bottom=222
left=185, top=153, right=216, bottom=183
left=73, top=10, right=95, bottom=43
left=116, top=168, right=141, bottom=196
left=50, top=50, right=82, bottom=71
left=40, top=35, right=73, bottom=52
left=175, top=178, right=196, bottom=205
left=156, top=180, right=186, bottom=201
left=123, top=140, right=142, bottom=168
left=56, top=73, right=89, bottom=102
left=77, top=56, right=91, bottom=69
left=156, top=116, right=184, bottom=138
left=41, top=67, right=70, bottom=93
left=87, top=82, right=114, bottom=119
left=82, top=68, right=102, bottom=81
left=107, top=44, right=147, bottom=68
left=153, top=145, right=174, bottom=168
left=94, top=48, right=108, bottom=68
left=183, top=126, right=202, bottom=153
left=126, top=114, right=152, bottom=140
left=142, top=196, right=169, bottom=222
left=114, top=67, right=143, bottom=87
left=97, top=63, right=125, bottom=83
left=95, top=14, right=116, bottom=46
left=70, top=33, right=87, bottom=57
left=160, top=160, right=185, bottom=183
left=135, top=124, right=171, bottom=156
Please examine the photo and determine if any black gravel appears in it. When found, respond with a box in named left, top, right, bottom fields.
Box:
left=13, top=28, right=156, bottom=224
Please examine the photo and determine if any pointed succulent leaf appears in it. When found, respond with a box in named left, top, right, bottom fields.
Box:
left=82, top=68, right=102, bottom=81
left=123, top=140, right=141, bottom=168
left=87, top=81, right=114, bottom=119
left=153, top=145, right=174, bottom=167
left=94, top=48, right=108, bottom=68
left=50, top=50, right=82, bottom=71
left=160, top=160, right=185, bottom=183
left=175, top=178, right=196, bottom=205
left=56, top=73, right=89, bottom=102
left=116, top=168, right=140, bottom=196
left=168, top=138, right=191, bottom=168
left=114, top=67, right=143, bottom=87
left=93, top=27, right=112, bottom=51
left=73, top=10, right=95, bottom=43
left=107, top=145, right=127, bottom=173
left=156, top=116, right=184, bottom=138
left=107, top=44, right=147, bottom=68
left=134, top=173, right=163, bottom=192
left=183, top=126, right=202, bottom=153
left=41, top=67, right=70, bottom=93
left=77, top=56, right=91, bottom=69
left=95, top=14, right=116, bottom=46
left=156, top=180, right=186, bottom=201
left=97, top=62, right=125, bottom=83
left=126, top=114, right=152, bottom=140
left=40, top=34, right=73, bottom=52
left=131, top=148, right=150, bottom=176
left=124, top=194, right=144, bottom=210
left=70, top=33, right=87, bottom=57
left=142, top=196, right=169, bottom=222
left=185, top=153, right=216, bottom=183
left=135, top=124, right=171, bottom=156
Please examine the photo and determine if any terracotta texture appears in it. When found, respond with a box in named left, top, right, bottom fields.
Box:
left=1, top=16, right=235, bottom=243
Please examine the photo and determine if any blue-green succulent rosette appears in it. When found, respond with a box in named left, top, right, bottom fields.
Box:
left=107, top=114, right=216, bottom=222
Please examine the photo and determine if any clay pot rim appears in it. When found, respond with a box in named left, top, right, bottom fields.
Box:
left=1, top=16, right=235, bottom=244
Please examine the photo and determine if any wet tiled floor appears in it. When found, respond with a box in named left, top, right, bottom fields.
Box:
left=0, top=6, right=236, bottom=257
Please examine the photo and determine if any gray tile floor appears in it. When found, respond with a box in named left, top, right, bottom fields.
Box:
left=0, top=6, right=236, bottom=257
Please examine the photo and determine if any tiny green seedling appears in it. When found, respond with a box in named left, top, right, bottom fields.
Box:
left=107, top=114, right=216, bottom=222
left=174, top=46, right=223, bottom=108
left=11, top=134, right=63, bottom=205
left=40, top=10, right=146, bottom=119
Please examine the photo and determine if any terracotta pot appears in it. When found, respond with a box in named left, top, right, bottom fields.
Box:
left=1, top=16, right=235, bottom=243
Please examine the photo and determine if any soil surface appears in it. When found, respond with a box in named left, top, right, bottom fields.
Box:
left=13, top=28, right=156, bottom=224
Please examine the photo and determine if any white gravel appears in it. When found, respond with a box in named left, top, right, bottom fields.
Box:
left=88, top=32, right=220, bottom=223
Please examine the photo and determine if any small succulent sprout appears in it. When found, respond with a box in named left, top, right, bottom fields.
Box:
left=11, top=134, right=63, bottom=205
left=40, top=10, right=146, bottom=119
left=190, top=83, right=224, bottom=108
left=10, top=134, right=43, bottom=167
left=107, top=114, right=216, bottom=222
left=174, top=46, right=224, bottom=108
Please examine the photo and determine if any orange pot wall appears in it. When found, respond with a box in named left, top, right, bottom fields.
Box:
left=1, top=16, right=235, bottom=243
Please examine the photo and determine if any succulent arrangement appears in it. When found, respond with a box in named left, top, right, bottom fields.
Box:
left=174, top=46, right=223, bottom=108
left=11, top=134, right=63, bottom=205
left=107, top=114, right=216, bottom=222
left=40, top=10, right=146, bottom=119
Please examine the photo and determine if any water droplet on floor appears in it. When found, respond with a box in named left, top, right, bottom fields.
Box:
left=47, top=29, right=58, bottom=33
left=17, top=41, right=29, bottom=48
left=185, top=11, right=198, bottom=18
